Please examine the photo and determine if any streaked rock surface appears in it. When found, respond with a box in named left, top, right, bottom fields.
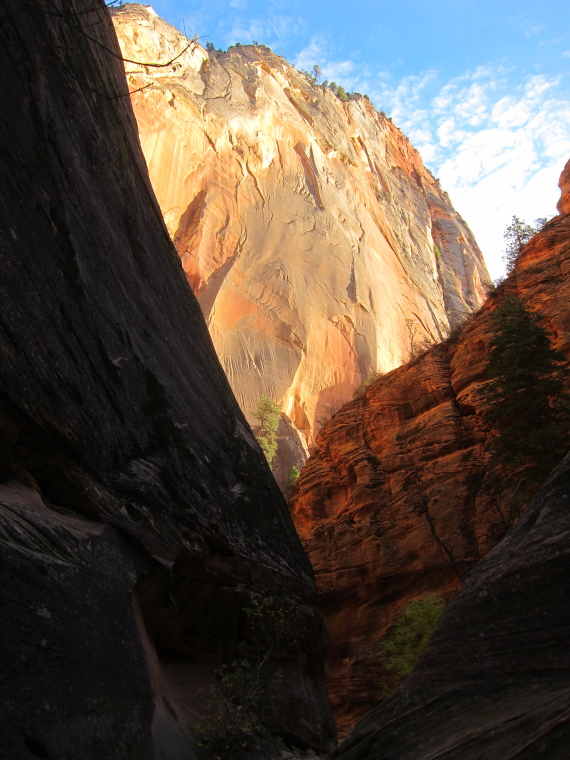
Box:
left=332, top=448, right=570, bottom=760
left=0, top=1, right=334, bottom=756
left=111, top=5, right=491, bottom=460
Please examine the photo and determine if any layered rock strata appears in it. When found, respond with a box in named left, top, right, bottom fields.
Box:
left=333, top=447, right=570, bottom=759
left=111, top=5, right=490, bottom=463
left=0, top=1, right=334, bottom=757
left=290, top=169, right=570, bottom=734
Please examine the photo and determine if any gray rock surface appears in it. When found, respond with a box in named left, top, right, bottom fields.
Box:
left=0, top=0, right=334, bottom=756
left=332, top=448, right=570, bottom=759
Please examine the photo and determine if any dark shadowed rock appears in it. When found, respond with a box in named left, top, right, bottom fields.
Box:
left=332, top=449, right=570, bottom=760
left=0, top=1, right=334, bottom=756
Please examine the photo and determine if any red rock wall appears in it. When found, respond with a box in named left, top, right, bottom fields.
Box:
left=290, top=179, right=570, bottom=735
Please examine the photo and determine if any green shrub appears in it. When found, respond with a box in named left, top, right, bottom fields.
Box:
left=379, top=596, right=445, bottom=696
left=252, top=395, right=281, bottom=467
left=283, top=464, right=300, bottom=499
left=195, top=591, right=300, bottom=759
left=353, top=370, right=382, bottom=398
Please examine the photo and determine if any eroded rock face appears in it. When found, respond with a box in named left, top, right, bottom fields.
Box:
left=111, top=5, right=490, bottom=460
left=333, top=449, right=570, bottom=760
left=0, top=1, right=334, bottom=756
left=290, top=185, right=570, bottom=735
left=558, top=157, right=570, bottom=215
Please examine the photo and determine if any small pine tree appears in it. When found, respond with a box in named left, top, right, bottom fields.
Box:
left=283, top=464, right=300, bottom=499
left=252, top=395, right=281, bottom=467
left=483, top=295, right=569, bottom=485
left=503, top=216, right=547, bottom=274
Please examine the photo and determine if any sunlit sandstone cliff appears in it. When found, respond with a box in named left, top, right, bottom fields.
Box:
left=111, top=5, right=490, bottom=460
left=290, top=161, right=570, bottom=735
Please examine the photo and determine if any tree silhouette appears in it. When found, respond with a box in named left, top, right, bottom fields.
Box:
left=483, top=295, right=569, bottom=486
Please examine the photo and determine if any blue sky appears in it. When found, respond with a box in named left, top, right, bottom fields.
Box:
left=137, top=0, right=570, bottom=279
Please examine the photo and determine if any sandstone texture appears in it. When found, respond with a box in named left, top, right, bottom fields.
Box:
left=290, top=185, right=570, bottom=734
left=0, top=1, right=334, bottom=757
left=111, top=5, right=490, bottom=464
left=333, top=449, right=570, bottom=760
left=558, top=157, right=570, bottom=215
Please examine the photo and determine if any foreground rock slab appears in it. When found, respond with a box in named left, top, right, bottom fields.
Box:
left=332, top=446, right=570, bottom=759
left=0, top=0, right=334, bottom=756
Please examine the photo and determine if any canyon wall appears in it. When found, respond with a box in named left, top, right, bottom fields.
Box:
left=0, top=1, right=334, bottom=757
left=111, top=5, right=490, bottom=467
left=290, top=167, right=570, bottom=734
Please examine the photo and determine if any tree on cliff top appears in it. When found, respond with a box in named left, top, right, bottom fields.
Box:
left=252, top=395, right=281, bottom=467
left=483, top=295, right=569, bottom=486
left=503, top=216, right=547, bottom=274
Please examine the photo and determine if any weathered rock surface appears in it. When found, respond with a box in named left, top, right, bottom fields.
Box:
left=111, top=5, right=491, bottom=462
left=290, top=182, right=570, bottom=734
left=0, top=1, right=334, bottom=757
left=332, top=448, right=570, bottom=760
left=558, top=157, right=570, bottom=215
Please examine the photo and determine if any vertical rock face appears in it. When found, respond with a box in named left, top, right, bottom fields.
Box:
left=333, top=449, right=570, bottom=760
left=0, top=1, right=334, bottom=756
left=290, top=180, right=570, bottom=734
left=558, top=157, right=570, bottom=215
left=111, top=5, right=490, bottom=459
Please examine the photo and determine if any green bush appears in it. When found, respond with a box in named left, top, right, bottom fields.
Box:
left=353, top=370, right=382, bottom=398
left=379, top=596, right=445, bottom=696
left=283, top=464, right=300, bottom=499
left=194, top=591, right=300, bottom=759
left=252, top=395, right=281, bottom=467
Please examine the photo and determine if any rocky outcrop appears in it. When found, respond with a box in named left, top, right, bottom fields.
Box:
left=111, top=5, right=490, bottom=467
left=558, top=157, right=570, bottom=215
left=0, top=1, right=334, bottom=757
left=333, top=448, right=570, bottom=760
left=290, top=181, right=570, bottom=734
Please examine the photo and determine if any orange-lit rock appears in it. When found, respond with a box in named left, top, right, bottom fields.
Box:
left=111, top=5, right=490, bottom=465
left=558, top=157, right=570, bottom=215
left=290, top=175, right=570, bottom=736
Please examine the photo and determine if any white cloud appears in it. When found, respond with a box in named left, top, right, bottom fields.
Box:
left=370, top=64, right=570, bottom=280
left=294, top=34, right=326, bottom=71
left=224, top=14, right=305, bottom=47
left=563, top=50, right=570, bottom=58
left=293, top=35, right=370, bottom=93
left=524, top=22, right=545, bottom=37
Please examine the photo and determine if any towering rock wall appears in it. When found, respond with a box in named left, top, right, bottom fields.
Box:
left=0, top=0, right=334, bottom=756
left=111, top=5, right=490, bottom=464
left=290, top=166, right=570, bottom=734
